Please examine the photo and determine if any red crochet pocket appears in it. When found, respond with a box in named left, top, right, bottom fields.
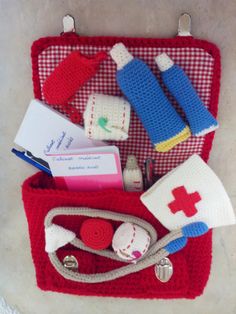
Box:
left=22, top=172, right=212, bottom=299
left=24, top=30, right=218, bottom=298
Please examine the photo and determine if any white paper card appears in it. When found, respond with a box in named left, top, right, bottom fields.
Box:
left=14, top=99, right=105, bottom=161
left=46, top=146, right=123, bottom=191
left=49, top=153, right=117, bottom=176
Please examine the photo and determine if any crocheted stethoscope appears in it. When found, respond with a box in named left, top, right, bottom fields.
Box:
left=44, top=207, right=208, bottom=283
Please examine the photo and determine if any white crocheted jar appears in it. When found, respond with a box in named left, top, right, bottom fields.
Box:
left=112, top=222, right=150, bottom=263
left=84, top=93, right=131, bottom=141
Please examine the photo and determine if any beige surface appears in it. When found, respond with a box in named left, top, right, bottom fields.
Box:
left=1, top=0, right=236, bottom=313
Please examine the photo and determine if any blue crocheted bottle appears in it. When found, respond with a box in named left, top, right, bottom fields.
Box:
left=155, top=53, right=219, bottom=136
left=109, top=43, right=190, bottom=152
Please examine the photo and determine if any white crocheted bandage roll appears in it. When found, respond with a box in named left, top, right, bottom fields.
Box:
left=84, top=93, right=131, bottom=141
left=112, top=222, right=151, bottom=262
left=141, top=154, right=236, bottom=230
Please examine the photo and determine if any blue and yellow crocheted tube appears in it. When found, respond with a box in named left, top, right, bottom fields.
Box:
left=157, top=54, right=218, bottom=137
left=115, top=59, right=190, bottom=152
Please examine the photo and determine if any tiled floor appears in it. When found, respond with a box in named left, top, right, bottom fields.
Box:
left=1, top=0, right=236, bottom=313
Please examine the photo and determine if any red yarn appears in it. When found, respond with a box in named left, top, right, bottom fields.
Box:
left=31, top=33, right=221, bottom=164
left=25, top=32, right=219, bottom=298
left=43, top=50, right=107, bottom=105
left=22, top=172, right=212, bottom=299
left=42, top=50, right=107, bottom=123
left=168, top=186, right=201, bottom=217
left=80, top=218, right=114, bottom=250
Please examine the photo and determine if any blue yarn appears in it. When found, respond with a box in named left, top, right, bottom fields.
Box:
left=161, top=65, right=218, bottom=135
left=116, top=59, right=187, bottom=145
left=164, top=223, right=208, bottom=255
left=164, top=236, right=187, bottom=254
left=182, top=222, right=209, bottom=238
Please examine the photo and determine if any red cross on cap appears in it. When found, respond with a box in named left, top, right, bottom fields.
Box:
left=168, top=185, right=201, bottom=217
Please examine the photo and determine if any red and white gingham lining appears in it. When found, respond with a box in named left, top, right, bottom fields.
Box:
left=38, top=45, right=214, bottom=175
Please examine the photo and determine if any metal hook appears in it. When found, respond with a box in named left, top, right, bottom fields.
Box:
left=178, top=13, right=192, bottom=37
left=63, top=14, right=76, bottom=33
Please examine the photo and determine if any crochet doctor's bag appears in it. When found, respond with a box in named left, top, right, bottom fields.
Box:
left=22, top=18, right=220, bottom=298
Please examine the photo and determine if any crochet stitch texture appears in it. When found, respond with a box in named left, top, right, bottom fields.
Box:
left=110, top=43, right=190, bottom=152
left=26, top=32, right=222, bottom=298
left=84, top=93, right=131, bottom=141
left=141, top=154, right=235, bottom=231
left=80, top=218, right=114, bottom=250
left=42, top=50, right=107, bottom=122
left=43, top=51, right=107, bottom=105
left=156, top=53, right=219, bottom=136
left=22, top=171, right=212, bottom=298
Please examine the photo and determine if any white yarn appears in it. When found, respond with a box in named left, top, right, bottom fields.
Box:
left=45, top=224, right=76, bottom=253
left=0, top=297, right=20, bottom=314
left=84, top=93, right=131, bottom=141
left=195, top=124, right=219, bottom=137
left=141, top=154, right=236, bottom=230
left=155, top=53, right=174, bottom=72
left=123, top=168, right=143, bottom=192
left=112, top=223, right=150, bottom=262
left=109, top=43, right=133, bottom=70
left=123, top=155, right=143, bottom=192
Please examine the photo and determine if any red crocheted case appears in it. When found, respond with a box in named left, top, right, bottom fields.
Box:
left=22, top=30, right=220, bottom=298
